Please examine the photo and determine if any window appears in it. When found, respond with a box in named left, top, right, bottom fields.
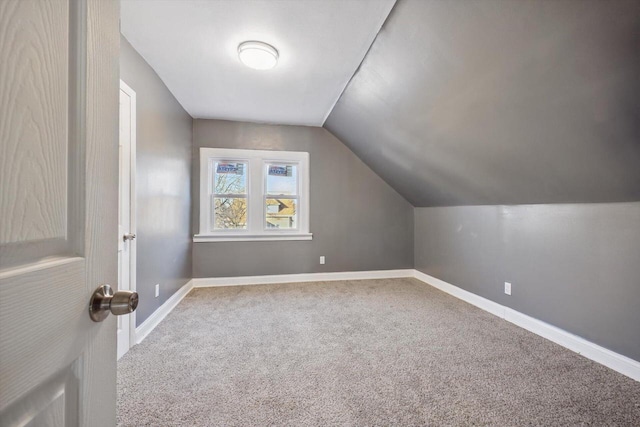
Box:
left=195, top=148, right=311, bottom=242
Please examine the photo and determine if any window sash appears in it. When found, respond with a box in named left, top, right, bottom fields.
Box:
left=211, top=196, right=248, bottom=231
left=264, top=195, right=299, bottom=231
left=212, top=159, right=248, bottom=196
left=263, top=160, right=300, bottom=232
left=264, top=161, right=299, bottom=197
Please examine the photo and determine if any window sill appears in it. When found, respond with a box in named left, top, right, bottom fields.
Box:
left=193, top=233, right=313, bottom=243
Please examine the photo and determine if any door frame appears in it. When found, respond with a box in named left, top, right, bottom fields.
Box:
left=119, top=79, right=137, bottom=355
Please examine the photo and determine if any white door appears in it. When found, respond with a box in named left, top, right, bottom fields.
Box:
left=0, top=0, right=121, bottom=425
left=117, top=81, right=137, bottom=360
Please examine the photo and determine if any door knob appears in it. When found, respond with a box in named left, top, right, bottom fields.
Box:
left=89, top=284, right=138, bottom=322
left=123, top=233, right=136, bottom=241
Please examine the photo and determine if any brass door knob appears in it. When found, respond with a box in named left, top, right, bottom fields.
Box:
left=89, top=284, right=138, bottom=322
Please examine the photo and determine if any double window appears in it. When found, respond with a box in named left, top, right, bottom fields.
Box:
left=195, top=148, right=311, bottom=242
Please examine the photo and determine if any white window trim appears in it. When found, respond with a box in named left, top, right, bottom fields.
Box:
left=194, top=147, right=311, bottom=242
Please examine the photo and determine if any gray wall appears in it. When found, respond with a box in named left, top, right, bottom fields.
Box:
left=120, top=36, right=192, bottom=325
left=193, top=119, right=413, bottom=277
left=414, top=202, right=640, bottom=362
left=326, top=0, right=640, bottom=206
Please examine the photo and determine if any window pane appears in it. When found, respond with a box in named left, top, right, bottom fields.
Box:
left=265, top=198, right=297, bottom=229
left=266, top=164, right=297, bottom=196
left=213, top=197, right=247, bottom=230
left=214, top=161, right=247, bottom=195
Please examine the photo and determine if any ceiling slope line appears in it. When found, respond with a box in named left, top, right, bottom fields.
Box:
left=121, top=35, right=196, bottom=120
left=320, top=0, right=399, bottom=126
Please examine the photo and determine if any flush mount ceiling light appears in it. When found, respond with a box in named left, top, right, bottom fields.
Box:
left=238, top=41, right=279, bottom=70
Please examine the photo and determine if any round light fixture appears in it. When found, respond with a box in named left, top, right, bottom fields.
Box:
left=238, top=41, right=279, bottom=70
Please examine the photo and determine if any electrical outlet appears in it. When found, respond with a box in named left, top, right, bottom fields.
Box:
left=504, top=282, right=512, bottom=295
left=155, top=284, right=160, bottom=298
left=319, top=256, right=325, bottom=265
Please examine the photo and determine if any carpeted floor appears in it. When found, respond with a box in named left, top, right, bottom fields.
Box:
left=117, top=278, right=640, bottom=426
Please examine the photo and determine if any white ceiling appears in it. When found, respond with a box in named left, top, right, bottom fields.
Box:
left=121, top=0, right=396, bottom=126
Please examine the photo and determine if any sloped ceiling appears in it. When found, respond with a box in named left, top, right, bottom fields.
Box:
left=121, top=0, right=395, bottom=126
left=325, top=0, right=640, bottom=206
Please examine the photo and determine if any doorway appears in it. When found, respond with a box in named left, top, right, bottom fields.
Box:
left=118, top=80, right=137, bottom=359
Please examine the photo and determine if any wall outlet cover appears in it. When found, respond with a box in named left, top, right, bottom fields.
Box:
left=320, top=256, right=325, bottom=265
left=504, top=282, right=512, bottom=295
left=155, top=284, right=160, bottom=298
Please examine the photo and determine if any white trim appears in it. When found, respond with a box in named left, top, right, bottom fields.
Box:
left=413, top=270, right=640, bottom=382
left=193, top=269, right=415, bottom=288
left=127, top=80, right=138, bottom=353
left=118, top=80, right=137, bottom=358
left=413, top=270, right=505, bottom=319
left=193, top=233, right=313, bottom=242
left=134, top=280, right=194, bottom=344
left=503, top=308, right=640, bottom=383
left=198, top=147, right=310, bottom=240
left=131, top=271, right=413, bottom=347
left=128, top=268, right=640, bottom=383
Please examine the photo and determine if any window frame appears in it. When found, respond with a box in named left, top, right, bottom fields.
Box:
left=195, top=147, right=311, bottom=242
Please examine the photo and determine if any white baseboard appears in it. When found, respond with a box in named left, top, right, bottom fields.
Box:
left=413, top=270, right=506, bottom=319
left=132, top=270, right=639, bottom=383
left=413, top=270, right=640, bottom=382
left=503, top=307, right=640, bottom=382
left=192, top=269, right=415, bottom=288
left=133, top=271, right=413, bottom=347
left=134, top=280, right=193, bottom=344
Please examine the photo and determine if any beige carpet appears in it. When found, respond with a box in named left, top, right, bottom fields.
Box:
left=117, top=278, right=640, bottom=426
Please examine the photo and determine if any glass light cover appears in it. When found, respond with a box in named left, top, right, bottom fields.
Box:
left=238, top=41, right=279, bottom=70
